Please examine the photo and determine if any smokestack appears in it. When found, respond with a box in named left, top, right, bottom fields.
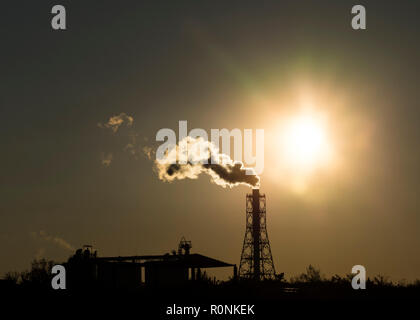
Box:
left=239, top=189, right=276, bottom=280
left=252, top=188, right=261, bottom=279
left=252, top=189, right=260, bottom=211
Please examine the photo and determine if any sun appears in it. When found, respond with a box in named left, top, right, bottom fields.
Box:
left=280, top=113, right=331, bottom=172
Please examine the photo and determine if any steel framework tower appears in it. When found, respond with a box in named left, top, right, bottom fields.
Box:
left=239, top=189, right=276, bottom=280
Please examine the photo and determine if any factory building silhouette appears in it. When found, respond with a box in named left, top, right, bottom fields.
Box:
left=65, top=190, right=277, bottom=289
left=65, top=239, right=237, bottom=289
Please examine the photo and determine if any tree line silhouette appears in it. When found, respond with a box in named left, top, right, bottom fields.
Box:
left=2, top=259, right=419, bottom=299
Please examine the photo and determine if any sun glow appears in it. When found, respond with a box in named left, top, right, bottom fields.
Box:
left=271, top=111, right=334, bottom=194
left=280, top=112, right=332, bottom=173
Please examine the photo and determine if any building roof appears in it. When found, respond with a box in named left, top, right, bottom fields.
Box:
left=96, top=253, right=234, bottom=268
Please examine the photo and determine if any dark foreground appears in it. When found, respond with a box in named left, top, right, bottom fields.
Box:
left=2, top=280, right=419, bottom=319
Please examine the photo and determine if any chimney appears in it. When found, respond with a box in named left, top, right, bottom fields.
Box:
left=252, top=189, right=260, bottom=212
left=252, top=188, right=261, bottom=279
left=239, top=189, right=276, bottom=280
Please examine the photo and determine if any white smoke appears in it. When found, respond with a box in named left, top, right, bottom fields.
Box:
left=151, top=137, right=260, bottom=188
left=98, top=113, right=134, bottom=133
left=31, top=231, right=75, bottom=252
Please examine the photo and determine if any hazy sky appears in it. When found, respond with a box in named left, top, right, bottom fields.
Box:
left=1, top=0, right=420, bottom=281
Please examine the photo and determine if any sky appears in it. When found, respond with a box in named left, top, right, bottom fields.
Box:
left=1, top=0, right=420, bottom=281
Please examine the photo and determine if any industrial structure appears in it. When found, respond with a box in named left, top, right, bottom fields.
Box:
left=64, top=189, right=276, bottom=288
left=239, top=189, right=276, bottom=280
left=65, top=239, right=236, bottom=289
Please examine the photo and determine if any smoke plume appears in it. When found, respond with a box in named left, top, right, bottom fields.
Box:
left=150, top=137, right=260, bottom=188
left=31, top=231, right=75, bottom=252
left=101, top=152, right=113, bottom=167
left=98, top=113, right=133, bottom=133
